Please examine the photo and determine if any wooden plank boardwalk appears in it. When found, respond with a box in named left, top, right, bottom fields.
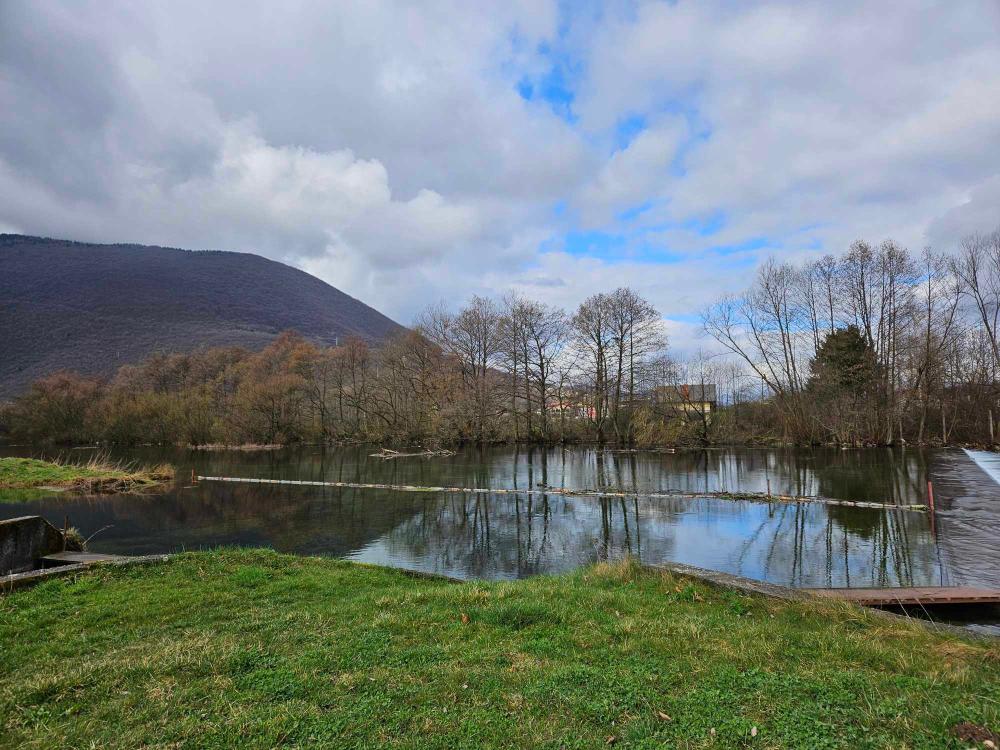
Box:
left=809, top=587, right=1000, bottom=606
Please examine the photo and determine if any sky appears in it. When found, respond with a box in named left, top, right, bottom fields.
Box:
left=2, top=1, right=999, bottom=353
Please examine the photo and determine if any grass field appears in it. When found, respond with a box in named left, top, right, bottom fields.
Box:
left=0, top=551, right=997, bottom=748
left=0, top=456, right=173, bottom=498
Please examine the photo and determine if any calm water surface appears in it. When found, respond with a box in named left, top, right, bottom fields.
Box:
left=3, top=446, right=999, bottom=596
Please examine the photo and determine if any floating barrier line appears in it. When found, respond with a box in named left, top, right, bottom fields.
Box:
left=196, top=476, right=928, bottom=513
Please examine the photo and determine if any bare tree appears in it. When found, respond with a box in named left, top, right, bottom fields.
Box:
left=951, top=230, right=1000, bottom=373
left=909, top=249, right=961, bottom=443
left=606, top=287, right=666, bottom=441
left=521, top=299, right=570, bottom=440
left=572, top=292, right=614, bottom=441
left=419, top=297, right=506, bottom=441
left=703, top=260, right=809, bottom=432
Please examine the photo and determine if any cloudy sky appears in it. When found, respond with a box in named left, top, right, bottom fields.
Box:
left=2, top=1, right=999, bottom=350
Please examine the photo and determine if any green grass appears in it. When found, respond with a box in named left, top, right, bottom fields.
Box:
left=0, top=551, right=997, bottom=749
left=0, top=456, right=173, bottom=497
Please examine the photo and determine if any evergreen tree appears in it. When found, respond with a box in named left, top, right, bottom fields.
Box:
left=806, top=326, right=881, bottom=444
left=808, top=326, right=880, bottom=395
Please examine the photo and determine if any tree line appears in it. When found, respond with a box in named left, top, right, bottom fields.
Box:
left=3, top=227, right=999, bottom=448
left=0, top=288, right=703, bottom=447
left=702, top=227, right=1000, bottom=446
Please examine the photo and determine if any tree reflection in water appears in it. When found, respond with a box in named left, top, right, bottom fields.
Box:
left=3, top=444, right=993, bottom=588
left=359, top=483, right=941, bottom=587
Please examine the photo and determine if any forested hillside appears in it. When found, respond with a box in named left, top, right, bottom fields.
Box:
left=0, top=235, right=402, bottom=398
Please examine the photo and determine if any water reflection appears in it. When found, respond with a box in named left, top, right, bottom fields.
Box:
left=350, top=487, right=941, bottom=587
left=0, top=446, right=996, bottom=589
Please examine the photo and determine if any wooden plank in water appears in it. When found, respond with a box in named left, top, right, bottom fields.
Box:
left=196, top=475, right=929, bottom=512
left=810, top=587, right=1000, bottom=606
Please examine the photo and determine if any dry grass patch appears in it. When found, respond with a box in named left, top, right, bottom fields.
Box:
left=0, top=455, right=174, bottom=495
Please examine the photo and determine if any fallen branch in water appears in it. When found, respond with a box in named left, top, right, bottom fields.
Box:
left=600, top=448, right=676, bottom=454
left=188, top=443, right=283, bottom=452
left=370, top=448, right=456, bottom=460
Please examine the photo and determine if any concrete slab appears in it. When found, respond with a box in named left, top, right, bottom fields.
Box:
left=1, top=554, right=171, bottom=593
left=41, top=552, right=127, bottom=565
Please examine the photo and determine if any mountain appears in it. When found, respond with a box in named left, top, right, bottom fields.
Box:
left=0, top=234, right=403, bottom=399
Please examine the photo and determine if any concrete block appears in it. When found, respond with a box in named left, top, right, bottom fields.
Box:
left=0, top=516, right=65, bottom=575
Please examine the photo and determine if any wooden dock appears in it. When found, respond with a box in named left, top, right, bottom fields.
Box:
left=809, top=586, right=1000, bottom=606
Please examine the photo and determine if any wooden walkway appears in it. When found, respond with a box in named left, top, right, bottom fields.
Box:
left=809, top=587, right=1000, bottom=606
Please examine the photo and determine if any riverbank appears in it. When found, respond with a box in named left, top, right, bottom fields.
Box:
left=0, top=456, right=173, bottom=498
left=1, top=551, right=997, bottom=748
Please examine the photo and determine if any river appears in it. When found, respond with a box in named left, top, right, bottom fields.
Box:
left=3, top=445, right=999, bottom=628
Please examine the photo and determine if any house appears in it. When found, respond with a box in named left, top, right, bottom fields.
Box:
left=652, top=384, right=718, bottom=418
left=546, top=392, right=596, bottom=420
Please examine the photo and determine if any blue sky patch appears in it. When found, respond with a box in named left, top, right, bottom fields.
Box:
left=682, top=212, right=726, bottom=237
left=615, top=114, right=647, bottom=149
left=616, top=200, right=655, bottom=222
left=563, top=230, right=626, bottom=259
left=515, top=41, right=582, bottom=123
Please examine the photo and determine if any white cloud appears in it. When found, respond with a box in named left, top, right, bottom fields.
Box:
left=927, top=176, right=1000, bottom=248
left=1, top=0, right=999, bottom=340
left=575, top=1, right=1000, bottom=257
left=576, top=118, right=687, bottom=224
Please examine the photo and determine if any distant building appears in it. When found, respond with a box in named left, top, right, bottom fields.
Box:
left=653, top=384, right=718, bottom=418
left=547, top=392, right=595, bottom=420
